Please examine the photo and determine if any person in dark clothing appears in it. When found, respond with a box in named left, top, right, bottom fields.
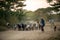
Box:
left=54, top=25, right=57, bottom=31
left=40, top=18, right=45, bottom=32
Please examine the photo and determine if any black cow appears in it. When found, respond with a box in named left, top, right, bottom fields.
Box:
left=21, top=23, right=27, bottom=31
left=17, top=24, right=22, bottom=31
left=17, top=23, right=27, bottom=31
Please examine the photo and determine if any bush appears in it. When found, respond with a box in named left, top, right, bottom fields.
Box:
left=0, top=26, right=7, bottom=31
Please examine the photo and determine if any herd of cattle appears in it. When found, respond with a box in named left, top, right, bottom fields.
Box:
left=7, top=23, right=41, bottom=31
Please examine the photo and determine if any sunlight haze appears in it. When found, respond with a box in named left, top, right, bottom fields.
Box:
left=23, top=0, right=50, bottom=11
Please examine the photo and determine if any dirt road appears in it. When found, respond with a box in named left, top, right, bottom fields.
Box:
left=0, top=22, right=60, bottom=40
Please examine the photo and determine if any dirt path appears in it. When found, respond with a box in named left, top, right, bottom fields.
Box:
left=0, top=27, right=54, bottom=40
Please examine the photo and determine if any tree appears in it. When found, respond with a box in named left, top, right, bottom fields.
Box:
left=47, top=0, right=60, bottom=21
left=34, top=8, right=50, bottom=21
left=0, top=0, right=26, bottom=25
left=0, top=0, right=26, bottom=11
left=47, top=0, right=60, bottom=12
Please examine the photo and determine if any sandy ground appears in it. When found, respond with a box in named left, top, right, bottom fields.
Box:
left=0, top=22, right=60, bottom=40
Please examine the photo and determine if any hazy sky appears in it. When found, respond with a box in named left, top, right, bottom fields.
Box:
left=23, top=0, right=50, bottom=11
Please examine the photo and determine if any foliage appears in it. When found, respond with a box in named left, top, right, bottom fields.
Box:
left=34, top=7, right=60, bottom=21
left=0, top=0, right=26, bottom=31
left=0, top=0, right=26, bottom=10
left=34, top=8, right=50, bottom=21
left=46, top=0, right=60, bottom=21
left=47, top=0, right=60, bottom=12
